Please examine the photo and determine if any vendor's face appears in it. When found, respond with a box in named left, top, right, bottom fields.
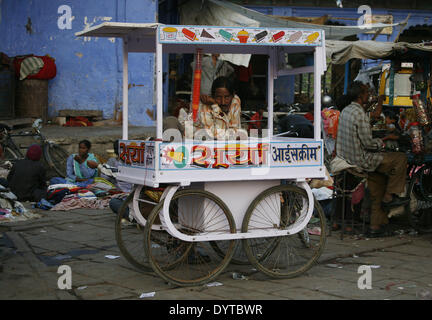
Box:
left=359, top=87, right=370, bottom=107
left=78, top=143, right=89, bottom=157
left=214, top=87, right=233, bottom=112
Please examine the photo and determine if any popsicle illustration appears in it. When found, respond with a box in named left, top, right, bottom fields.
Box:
left=182, top=28, right=198, bottom=41
left=270, top=31, right=285, bottom=43
left=305, top=32, right=319, bottom=44
left=253, top=30, right=268, bottom=42
left=219, top=29, right=234, bottom=42
left=287, top=31, right=302, bottom=43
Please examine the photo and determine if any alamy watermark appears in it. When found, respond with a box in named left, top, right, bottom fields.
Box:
left=57, top=5, right=72, bottom=30
left=57, top=265, right=72, bottom=290
left=357, top=265, right=372, bottom=290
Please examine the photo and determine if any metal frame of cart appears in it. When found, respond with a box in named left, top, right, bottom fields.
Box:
left=76, top=23, right=328, bottom=284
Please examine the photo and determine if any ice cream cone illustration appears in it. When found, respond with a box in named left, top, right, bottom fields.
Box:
left=201, top=29, right=214, bottom=39
left=237, top=29, right=250, bottom=43
left=305, top=32, right=319, bottom=44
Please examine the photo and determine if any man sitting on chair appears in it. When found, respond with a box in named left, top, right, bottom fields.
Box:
left=336, top=81, right=408, bottom=237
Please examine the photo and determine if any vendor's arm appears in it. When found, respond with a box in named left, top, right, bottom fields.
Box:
left=66, top=155, right=77, bottom=181
left=382, top=133, right=400, bottom=141
left=357, top=110, right=383, bottom=149
left=200, top=95, right=216, bottom=106
left=228, top=95, right=242, bottom=129
left=369, top=95, right=385, bottom=120
left=86, top=160, right=98, bottom=169
left=83, top=156, right=99, bottom=178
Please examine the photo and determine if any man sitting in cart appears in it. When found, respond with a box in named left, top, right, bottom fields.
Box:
left=178, top=76, right=244, bottom=140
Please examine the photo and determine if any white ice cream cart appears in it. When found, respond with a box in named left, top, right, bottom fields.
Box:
left=77, top=23, right=327, bottom=286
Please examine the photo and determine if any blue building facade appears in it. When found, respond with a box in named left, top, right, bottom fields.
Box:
left=0, top=0, right=157, bottom=126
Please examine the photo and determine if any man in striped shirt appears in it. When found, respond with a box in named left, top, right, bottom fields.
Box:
left=336, top=81, right=408, bottom=236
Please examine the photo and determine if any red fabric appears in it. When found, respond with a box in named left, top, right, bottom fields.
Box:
left=322, top=108, right=340, bottom=139
left=248, top=111, right=263, bottom=130
left=13, top=55, right=57, bottom=80
left=236, top=64, right=252, bottom=82
left=63, top=116, right=93, bottom=127
left=304, top=112, right=314, bottom=123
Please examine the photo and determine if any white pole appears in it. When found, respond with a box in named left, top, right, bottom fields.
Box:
left=267, top=49, right=274, bottom=138
left=314, top=46, right=322, bottom=140
left=122, top=37, right=128, bottom=140
left=156, top=41, right=163, bottom=139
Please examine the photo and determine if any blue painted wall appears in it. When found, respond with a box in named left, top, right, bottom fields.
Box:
left=0, top=0, right=157, bottom=126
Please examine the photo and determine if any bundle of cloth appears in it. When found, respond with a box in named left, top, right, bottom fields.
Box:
left=37, top=177, right=127, bottom=211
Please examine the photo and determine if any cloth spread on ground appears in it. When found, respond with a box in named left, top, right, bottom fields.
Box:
left=50, top=192, right=126, bottom=211
left=47, top=178, right=127, bottom=211
left=20, top=57, right=44, bottom=80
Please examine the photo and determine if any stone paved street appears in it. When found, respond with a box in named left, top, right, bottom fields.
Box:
left=1, top=207, right=432, bottom=301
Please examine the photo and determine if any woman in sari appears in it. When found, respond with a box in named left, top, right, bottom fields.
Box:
left=50, top=140, right=98, bottom=187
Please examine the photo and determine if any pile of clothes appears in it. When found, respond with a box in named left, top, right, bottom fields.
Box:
left=36, top=177, right=127, bottom=211
left=0, top=184, right=41, bottom=223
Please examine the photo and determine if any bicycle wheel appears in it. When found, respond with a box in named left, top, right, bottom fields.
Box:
left=405, top=166, right=432, bottom=233
left=144, top=189, right=236, bottom=287
left=44, top=143, right=68, bottom=178
left=3, top=146, right=21, bottom=161
left=242, top=184, right=327, bottom=279
left=115, top=187, right=161, bottom=271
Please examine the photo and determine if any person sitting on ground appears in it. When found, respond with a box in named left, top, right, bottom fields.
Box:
left=50, top=140, right=98, bottom=187
left=336, top=81, right=408, bottom=237
left=102, top=140, right=133, bottom=194
left=7, top=144, right=47, bottom=202
left=0, top=145, right=9, bottom=188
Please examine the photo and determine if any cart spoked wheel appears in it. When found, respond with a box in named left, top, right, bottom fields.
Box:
left=210, top=240, right=249, bottom=265
left=115, top=186, right=161, bottom=271
left=242, top=185, right=327, bottom=279
left=144, top=189, right=236, bottom=287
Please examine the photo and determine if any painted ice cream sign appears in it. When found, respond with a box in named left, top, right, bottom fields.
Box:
left=159, top=142, right=321, bottom=170
left=159, top=26, right=322, bottom=46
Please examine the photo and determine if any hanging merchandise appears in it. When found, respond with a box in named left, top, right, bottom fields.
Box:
left=426, top=80, right=432, bottom=121
left=412, top=94, right=430, bottom=126
left=408, top=122, right=424, bottom=154
left=412, top=64, right=427, bottom=91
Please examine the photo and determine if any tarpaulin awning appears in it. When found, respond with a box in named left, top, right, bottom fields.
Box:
left=182, top=0, right=404, bottom=40
left=180, top=0, right=406, bottom=67
left=328, top=40, right=432, bottom=64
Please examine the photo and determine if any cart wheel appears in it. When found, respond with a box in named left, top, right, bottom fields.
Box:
left=210, top=240, right=249, bottom=265
left=144, top=189, right=236, bottom=287
left=115, top=187, right=160, bottom=271
left=242, top=184, right=327, bottom=279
